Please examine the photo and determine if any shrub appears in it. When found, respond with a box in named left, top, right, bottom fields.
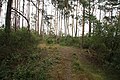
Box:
left=0, top=28, right=40, bottom=79
left=84, top=34, right=120, bottom=71
left=59, top=35, right=80, bottom=47
left=44, top=35, right=57, bottom=44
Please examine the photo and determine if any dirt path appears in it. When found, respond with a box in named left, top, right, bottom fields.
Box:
left=49, top=46, right=81, bottom=80
left=38, top=44, right=117, bottom=80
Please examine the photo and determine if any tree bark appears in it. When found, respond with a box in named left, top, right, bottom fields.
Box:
left=88, top=0, right=91, bottom=37
left=14, top=0, right=17, bottom=31
left=72, top=15, right=74, bottom=37
left=40, top=0, right=44, bottom=36
left=75, top=0, right=78, bottom=37
left=22, top=0, right=25, bottom=28
left=0, top=0, right=2, bottom=15
left=27, top=0, right=30, bottom=31
left=82, top=7, right=85, bottom=47
left=5, top=0, right=13, bottom=33
left=37, top=0, right=40, bottom=33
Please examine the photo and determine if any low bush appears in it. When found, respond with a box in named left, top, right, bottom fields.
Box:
left=0, top=28, right=42, bottom=79
left=44, top=35, right=81, bottom=47
left=59, top=35, right=80, bottom=47
left=83, top=34, right=120, bottom=71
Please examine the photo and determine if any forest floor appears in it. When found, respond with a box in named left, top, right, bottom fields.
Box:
left=38, top=43, right=119, bottom=80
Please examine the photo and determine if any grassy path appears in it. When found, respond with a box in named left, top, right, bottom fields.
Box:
left=49, top=46, right=75, bottom=80
left=38, top=44, right=118, bottom=80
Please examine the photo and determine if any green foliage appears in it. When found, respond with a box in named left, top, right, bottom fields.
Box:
left=72, top=53, right=105, bottom=80
left=0, top=28, right=51, bottom=79
left=0, top=28, right=40, bottom=60
left=45, top=36, right=57, bottom=44
left=10, top=28, right=40, bottom=49
left=44, top=35, right=80, bottom=47
left=12, top=57, right=53, bottom=80
left=72, top=53, right=84, bottom=72
left=84, top=16, right=120, bottom=71
left=59, top=35, right=80, bottom=47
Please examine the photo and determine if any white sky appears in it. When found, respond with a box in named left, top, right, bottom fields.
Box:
left=0, top=0, right=118, bottom=36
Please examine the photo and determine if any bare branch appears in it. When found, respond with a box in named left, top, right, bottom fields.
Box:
left=11, top=7, right=30, bottom=31
left=30, top=0, right=42, bottom=12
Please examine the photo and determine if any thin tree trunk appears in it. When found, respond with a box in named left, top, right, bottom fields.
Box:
left=37, top=0, right=40, bottom=33
left=67, top=16, right=69, bottom=35
left=27, top=0, right=30, bottom=31
left=72, top=15, right=74, bottom=37
left=66, top=16, right=68, bottom=35
left=75, top=0, right=78, bottom=37
left=5, top=0, right=13, bottom=33
left=59, top=10, right=61, bottom=36
left=40, top=0, right=44, bottom=36
left=82, top=7, right=85, bottom=47
left=14, top=0, right=17, bottom=31
left=35, top=1, right=37, bottom=31
left=116, top=11, right=120, bottom=35
left=99, top=9, right=101, bottom=21
left=64, top=10, right=67, bottom=36
left=110, top=8, right=113, bottom=23
left=88, top=0, right=91, bottom=37
left=92, top=0, right=95, bottom=35
left=60, top=12, right=63, bottom=36
left=17, top=0, right=20, bottom=29
left=55, top=6, right=58, bottom=35
left=22, top=0, right=25, bottom=28
left=56, top=8, right=58, bottom=35
left=0, top=0, right=2, bottom=15
left=42, top=0, right=44, bottom=37
left=64, top=15, right=67, bottom=36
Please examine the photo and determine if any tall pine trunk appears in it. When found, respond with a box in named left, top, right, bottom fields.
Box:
left=75, top=0, right=78, bottom=37
left=72, top=14, right=74, bottom=37
left=40, top=0, right=44, bottom=36
left=14, top=0, right=17, bottom=31
left=27, top=0, right=30, bottom=31
left=36, top=0, right=40, bottom=33
left=88, top=0, right=91, bottom=37
left=0, top=0, right=2, bottom=15
left=82, top=6, right=85, bottom=47
left=22, top=0, right=25, bottom=28
left=5, top=0, right=13, bottom=33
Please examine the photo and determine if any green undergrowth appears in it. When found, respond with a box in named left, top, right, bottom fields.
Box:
left=72, top=53, right=106, bottom=80
left=11, top=56, right=53, bottom=80
left=72, top=52, right=120, bottom=80
left=44, top=35, right=81, bottom=47
left=59, top=36, right=80, bottom=47
left=0, top=28, right=57, bottom=80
